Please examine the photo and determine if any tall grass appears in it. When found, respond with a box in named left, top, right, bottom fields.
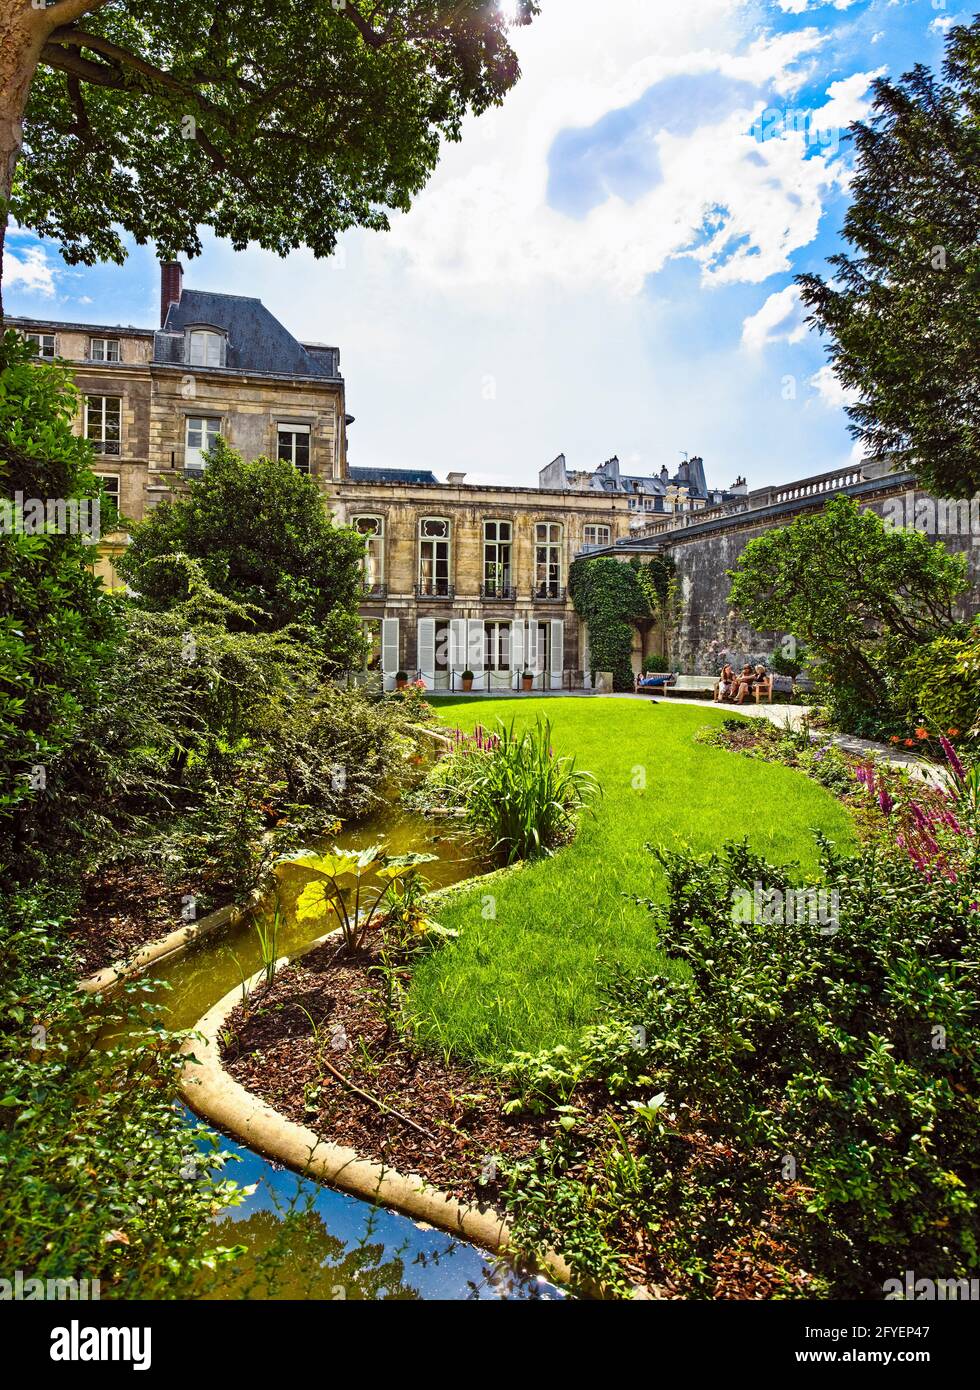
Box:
left=465, top=716, right=601, bottom=862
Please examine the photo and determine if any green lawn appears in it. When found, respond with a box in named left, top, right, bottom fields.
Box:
left=406, top=697, right=856, bottom=1064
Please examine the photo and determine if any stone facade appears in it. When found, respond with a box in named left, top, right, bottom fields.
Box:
left=15, top=262, right=974, bottom=691
left=327, top=476, right=631, bottom=689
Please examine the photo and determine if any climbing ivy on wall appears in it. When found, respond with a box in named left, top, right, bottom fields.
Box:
left=569, top=555, right=675, bottom=691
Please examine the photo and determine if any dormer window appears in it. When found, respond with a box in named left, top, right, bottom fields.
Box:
left=90, top=337, right=120, bottom=362
left=186, top=329, right=226, bottom=368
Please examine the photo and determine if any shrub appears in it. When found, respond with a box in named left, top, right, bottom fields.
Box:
left=117, top=439, right=366, bottom=670
left=0, top=332, right=118, bottom=889
left=464, top=716, right=601, bottom=862
left=0, top=889, right=245, bottom=1296
left=504, top=835, right=980, bottom=1296
left=642, top=656, right=671, bottom=674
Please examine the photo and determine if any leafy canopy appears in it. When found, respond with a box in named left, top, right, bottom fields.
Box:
left=797, top=19, right=980, bottom=497
left=728, top=494, right=967, bottom=734
left=16, top=0, right=538, bottom=270
left=117, top=438, right=366, bottom=669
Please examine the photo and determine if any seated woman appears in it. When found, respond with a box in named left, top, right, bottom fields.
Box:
left=714, top=663, right=735, bottom=702
left=731, top=664, right=756, bottom=704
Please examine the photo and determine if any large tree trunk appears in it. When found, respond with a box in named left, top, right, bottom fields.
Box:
left=0, top=5, right=51, bottom=322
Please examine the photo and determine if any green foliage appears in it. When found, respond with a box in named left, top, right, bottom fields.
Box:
left=569, top=556, right=665, bottom=691
left=893, top=624, right=980, bottom=739
left=0, top=889, right=246, bottom=1296
left=0, top=331, right=118, bottom=888
left=272, top=845, right=436, bottom=953
left=461, top=716, right=601, bottom=863
left=503, top=836, right=980, bottom=1296
left=118, top=440, right=366, bottom=670
left=16, top=2, right=538, bottom=268
left=797, top=19, right=980, bottom=496
left=728, top=495, right=967, bottom=737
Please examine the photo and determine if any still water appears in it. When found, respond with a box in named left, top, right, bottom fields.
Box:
left=126, top=806, right=564, bottom=1301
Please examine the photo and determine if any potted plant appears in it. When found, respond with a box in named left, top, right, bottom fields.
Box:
left=461, top=669, right=475, bottom=693
left=521, top=670, right=534, bottom=692
left=395, top=670, right=409, bottom=690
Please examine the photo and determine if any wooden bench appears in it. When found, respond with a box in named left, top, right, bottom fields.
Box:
left=634, top=672, right=677, bottom=695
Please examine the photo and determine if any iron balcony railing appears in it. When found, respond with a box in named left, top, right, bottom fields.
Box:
left=480, top=582, right=517, bottom=601
left=534, top=584, right=566, bottom=602
left=415, top=581, right=455, bottom=600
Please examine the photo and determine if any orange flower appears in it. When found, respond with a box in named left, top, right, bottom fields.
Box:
left=948, top=728, right=960, bottom=738
left=915, top=727, right=929, bottom=740
left=904, top=739, right=915, bottom=748
left=889, top=735, right=901, bottom=745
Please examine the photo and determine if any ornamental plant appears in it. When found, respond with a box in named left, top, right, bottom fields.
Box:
left=272, top=846, right=436, bottom=953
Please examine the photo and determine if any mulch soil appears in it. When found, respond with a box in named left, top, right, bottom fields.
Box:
left=67, top=864, right=218, bottom=977
left=220, top=937, right=549, bottom=1211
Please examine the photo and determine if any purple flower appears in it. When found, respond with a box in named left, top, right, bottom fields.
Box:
left=939, top=735, right=966, bottom=783
left=878, top=786, right=895, bottom=815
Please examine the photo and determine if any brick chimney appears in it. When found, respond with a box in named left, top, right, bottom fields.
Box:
left=160, top=260, right=183, bottom=326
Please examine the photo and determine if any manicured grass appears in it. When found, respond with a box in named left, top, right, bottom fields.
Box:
left=406, top=698, right=856, bottom=1064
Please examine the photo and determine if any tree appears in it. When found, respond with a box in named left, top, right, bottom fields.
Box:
left=728, top=495, right=967, bottom=735
left=797, top=19, right=980, bottom=497
left=117, top=438, right=367, bottom=669
left=0, top=330, right=118, bottom=888
left=0, top=0, right=538, bottom=312
left=569, top=557, right=655, bottom=691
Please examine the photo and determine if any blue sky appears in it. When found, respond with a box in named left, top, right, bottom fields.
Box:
left=5, top=0, right=963, bottom=492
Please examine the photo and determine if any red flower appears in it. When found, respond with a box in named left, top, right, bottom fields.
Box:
left=914, top=727, right=929, bottom=740
left=904, top=739, right=915, bottom=748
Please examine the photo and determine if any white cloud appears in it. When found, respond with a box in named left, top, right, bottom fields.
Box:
left=381, top=1, right=846, bottom=298
left=4, top=243, right=56, bottom=296
left=810, top=362, right=859, bottom=408
left=742, top=284, right=807, bottom=351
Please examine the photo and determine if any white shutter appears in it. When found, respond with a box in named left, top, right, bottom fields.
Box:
left=550, top=619, right=564, bottom=690
left=526, top=621, right=540, bottom=673
left=467, top=619, right=485, bottom=687
left=449, top=618, right=467, bottom=673
left=510, top=620, right=524, bottom=689
left=417, top=619, right=436, bottom=689
left=382, top=618, right=400, bottom=692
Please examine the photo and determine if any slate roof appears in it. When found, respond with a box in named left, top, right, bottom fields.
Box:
left=348, top=467, right=440, bottom=485
left=156, top=290, right=341, bottom=379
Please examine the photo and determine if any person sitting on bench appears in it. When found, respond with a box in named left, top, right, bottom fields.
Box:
left=714, top=663, right=736, bottom=703
left=733, top=663, right=768, bottom=704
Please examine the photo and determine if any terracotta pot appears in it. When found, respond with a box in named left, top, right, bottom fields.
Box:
left=396, top=679, right=408, bottom=690
left=462, top=678, right=473, bottom=692
left=521, top=676, right=533, bottom=692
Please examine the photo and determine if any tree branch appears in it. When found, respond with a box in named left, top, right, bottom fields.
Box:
left=41, top=42, right=125, bottom=89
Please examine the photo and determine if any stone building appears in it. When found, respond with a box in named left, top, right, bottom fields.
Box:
left=10, top=263, right=635, bottom=687
left=540, top=450, right=747, bottom=529
left=9, top=262, right=348, bottom=585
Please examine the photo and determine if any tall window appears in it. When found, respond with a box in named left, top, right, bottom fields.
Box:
left=418, top=518, right=451, bottom=596
left=187, top=330, right=225, bottom=368
left=185, top=416, right=221, bottom=470
left=484, top=622, right=511, bottom=671
left=84, top=395, right=121, bottom=455
left=583, top=525, right=610, bottom=548
left=94, top=473, right=120, bottom=505
left=483, top=520, right=513, bottom=596
left=354, top=516, right=385, bottom=591
left=535, top=522, right=563, bottom=598
left=90, top=337, right=120, bottom=362
left=277, top=424, right=311, bottom=474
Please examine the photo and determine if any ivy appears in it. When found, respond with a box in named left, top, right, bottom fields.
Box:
left=569, top=556, right=674, bottom=692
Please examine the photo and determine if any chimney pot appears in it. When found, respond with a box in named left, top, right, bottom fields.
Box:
left=160, top=260, right=184, bottom=326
